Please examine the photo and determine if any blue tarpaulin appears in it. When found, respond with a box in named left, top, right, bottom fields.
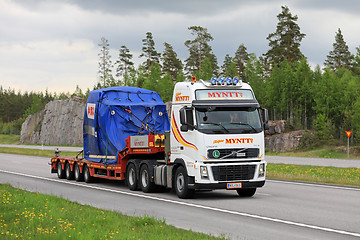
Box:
left=83, top=86, right=170, bottom=164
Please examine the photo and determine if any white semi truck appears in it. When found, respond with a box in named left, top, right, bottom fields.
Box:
left=51, top=76, right=268, bottom=199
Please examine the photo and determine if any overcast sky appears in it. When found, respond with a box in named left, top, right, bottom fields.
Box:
left=1, top=0, right=360, bottom=93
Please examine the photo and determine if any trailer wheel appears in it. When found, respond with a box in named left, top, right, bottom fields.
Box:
left=57, top=161, right=65, bottom=179
left=126, top=164, right=138, bottom=191
left=65, top=162, right=74, bottom=180
left=236, top=188, right=256, bottom=197
left=140, top=164, right=156, bottom=193
left=74, top=163, right=83, bottom=182
left=175, top=166, right=194, bottom=199
left=83, top=165, right=93, bottom=183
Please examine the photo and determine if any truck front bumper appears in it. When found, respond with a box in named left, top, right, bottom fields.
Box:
left=189, top=180, right=265, bottom=190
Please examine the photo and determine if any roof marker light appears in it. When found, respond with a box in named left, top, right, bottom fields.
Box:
left=226, top=77, right=232, bottom=85
left=191, top=76, right=196, bottom=82
left=211, top=77, right=217, bottom=85
left=218, top=77, right=225, bottom=85
left=233, top=76, right=239, bottom=85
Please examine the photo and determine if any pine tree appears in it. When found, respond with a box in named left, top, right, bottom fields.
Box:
left=265, top=6, right=306, bottom=68
left=234, top=44, right=249, bottom=80
left=221, top=54, right=233, bottom=75
left=97, top=37, right=113, bottom=88
left=354, top=46, right=360, bottom=74
left=199, top=58, right=213, bottom=80
left=116, top=45, right=134, bottom=82
left=244, top=54, right=265, bottom=104
left=184, top=26, right=218, bottom=76
left=139, top=32, right=161, bottom=76
left=161, top=42, right=183, bottom=82
left=142, top=63, right=162, bottom=92
left=324, top=28, right=354, bottom=71
left=157, top=73, right=175, bottom=102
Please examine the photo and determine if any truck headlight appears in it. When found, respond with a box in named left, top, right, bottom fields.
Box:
left=200, top=166, right=208, bottom=178
left=258, top=163, right=265, bottom=178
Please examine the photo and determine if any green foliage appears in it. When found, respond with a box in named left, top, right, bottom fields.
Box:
left=199, top=57, right=213, bottom=80
left=142, top=64, right=174, bottom=102
left=0, top=134, right=20, bottom=144
left=142, top=62, right=162, bottom=92
left=0, top=119, right=24, bottom=135
left=161, top=42, right=183, bottom=82
left=23, top=95, right=42, bottom=120
left=353, top=98, right=360, bottom=140
left=140, top=32, right=161, bottom=75
left=244, top=54, right=265, bottom=104
left=184, top=26, right=218, bottom=76
left=0, top=87, right=55, bottom=134
left=97, top=37, right=114, bottom=88
left=265, top=5, right=306, bottom=68
left=324, top=28, right=354, bottom=71
left=234, top=44, right=249, bottom=80
left=158, top=73, right=175, bottom=102
left=267, top=164, right=360, bottom=186
left=4, top=17, right=360, bottom=146
left=116, top=45, right=134, bottom=80
left=221, top=54, right=232, bottom=75
left=0, top=184, right=224, bottom=240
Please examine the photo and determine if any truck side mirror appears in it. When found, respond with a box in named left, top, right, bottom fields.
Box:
left=179, top=107, right=194, bottom=132
left=263, top=108, right=269, bottom=130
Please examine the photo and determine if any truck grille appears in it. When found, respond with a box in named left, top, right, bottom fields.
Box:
left=207, top=148, right=259, bottom=159
left=212, top=165, right=256, bottom=181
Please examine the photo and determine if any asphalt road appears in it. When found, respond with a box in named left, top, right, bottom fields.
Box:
left=2, top=144, right=360, bottom=168
left=0, top=153, right=359, bottom=240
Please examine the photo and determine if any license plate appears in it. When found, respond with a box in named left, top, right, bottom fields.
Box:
left=227, top=182, right=242, bottom=189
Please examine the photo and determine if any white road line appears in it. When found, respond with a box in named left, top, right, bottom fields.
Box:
left=256, top=192, right=271, bottom=196
left=1, top=169, right=360, bottom=238
left=268, top=179, right=360, bottom=191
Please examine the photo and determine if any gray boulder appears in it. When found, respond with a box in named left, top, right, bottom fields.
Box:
left=20, top=98, right=85, bottom=146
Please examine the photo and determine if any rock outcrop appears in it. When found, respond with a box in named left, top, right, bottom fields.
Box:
left=265, top=120, right=286, bottom=135
left=265, top=130, right=308, bottom=152
left=20, top=97, right=85, bottom=146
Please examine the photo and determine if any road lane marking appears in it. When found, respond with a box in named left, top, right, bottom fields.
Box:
left=1, top=169, right=360, bottom=238
left=256, top=192, right=271, bottom=196
left=268, top=179, right=360, bottom=191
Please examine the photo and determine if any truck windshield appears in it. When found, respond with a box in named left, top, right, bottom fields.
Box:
left=195, top=106, right=262, bottom=134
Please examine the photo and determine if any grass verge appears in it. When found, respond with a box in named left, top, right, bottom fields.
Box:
left=0, top=147, right=78, bottom=158
left=267, top=163, right=360, bottom=187
left=0, top=184, right=225, bottom=240
left=0, top=135, right=20, bottom=145
left=267, top=146, right=360, bottom=160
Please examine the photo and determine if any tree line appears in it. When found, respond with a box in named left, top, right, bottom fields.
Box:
left=1, top=5, right=360, bottom=143
left=0, top=87, right=84, bottom=134
left=96, top=6, right=360, bottom=143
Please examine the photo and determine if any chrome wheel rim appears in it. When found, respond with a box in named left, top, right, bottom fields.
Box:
left=66, top=164, right=70, bottom=177
left=177, top=173, right=184, bottom=192
left=57, top=162, right=62, bottom=176
left=141, top=169, right=148, bottom=187
left=75, top=165, right=79, bottom=179
left=129, top=168, right=136, bottom=186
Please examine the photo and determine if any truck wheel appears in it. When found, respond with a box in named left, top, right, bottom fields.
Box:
left=175, top=166, right=194, bottom=199
left=126, top=164, right=138, bottom=191
left=74, top=163, right=83, bottom=182
left=83, top=165, right=93, bottom=183
left=140, top=164, right=156, bottom=193
left=65, top=162, right=74, bottom=180
left=57, top=161, right=65, bottom=179
left=236, top=188, right=256, bottom=197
